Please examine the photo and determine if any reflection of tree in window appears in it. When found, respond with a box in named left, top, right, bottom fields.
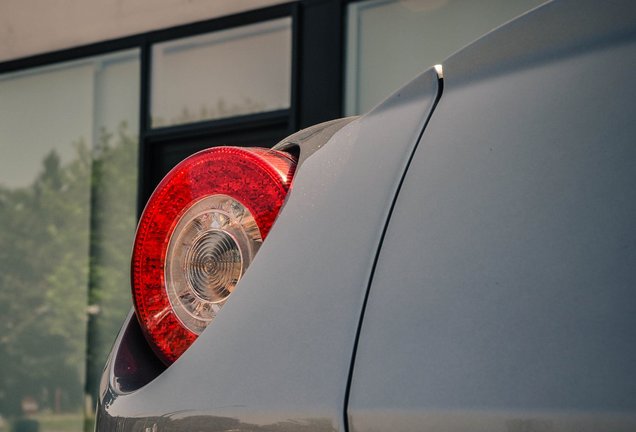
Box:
left=151, top=97, right=267, bottom=127
left=0, top=123, right=136, bottom=432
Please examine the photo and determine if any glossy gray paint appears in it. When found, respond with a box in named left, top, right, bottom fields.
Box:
left=348, top=1, right=636, bottom=431
left=97, top=69, right=440, bottom=430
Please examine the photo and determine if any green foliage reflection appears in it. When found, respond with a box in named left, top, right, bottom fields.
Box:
left=0, top=124, right=137, bottom=427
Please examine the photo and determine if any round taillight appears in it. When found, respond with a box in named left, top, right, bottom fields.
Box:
left=132, top=147, right=296, bottom=364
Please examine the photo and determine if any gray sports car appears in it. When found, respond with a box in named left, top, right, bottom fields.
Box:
left=97, top=1, right=636, bottom=431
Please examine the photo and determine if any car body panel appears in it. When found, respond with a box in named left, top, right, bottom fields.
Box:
left=348, top=0, right=636, bottom=431
left=97, top=68, right=440, bottom=431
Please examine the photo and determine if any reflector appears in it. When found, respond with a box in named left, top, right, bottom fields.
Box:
left=132, top=147, right=296, bottom=364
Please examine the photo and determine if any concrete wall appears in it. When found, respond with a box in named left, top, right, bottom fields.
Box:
left=0, top=0, right=290, bottom=62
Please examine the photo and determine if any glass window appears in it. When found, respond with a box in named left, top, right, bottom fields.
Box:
left=151, top=17, right=292, bottom=128
left=84, top=52, right=140, bottom=419
left=0, top=49, right=139, bottom=432
left=346, top=0, right=547, bottom=115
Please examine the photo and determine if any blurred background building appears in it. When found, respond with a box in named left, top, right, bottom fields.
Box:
left=0, top=0, right=544, bottom=431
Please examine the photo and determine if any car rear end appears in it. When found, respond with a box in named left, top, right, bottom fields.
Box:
left=97, top=1, right=636, bottom=431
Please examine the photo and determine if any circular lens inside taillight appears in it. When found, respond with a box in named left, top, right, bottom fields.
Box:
left=165, top=194, right=261, bottom=334
left=132, top=147, right=296, bottom=364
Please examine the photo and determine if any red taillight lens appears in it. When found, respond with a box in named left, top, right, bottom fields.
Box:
left=132, top=147, right=296, bottom=364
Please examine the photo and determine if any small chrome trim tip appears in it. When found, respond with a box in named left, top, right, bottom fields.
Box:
left=434, top=64, right=444, bottom=79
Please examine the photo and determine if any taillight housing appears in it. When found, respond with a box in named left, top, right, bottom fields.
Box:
left=132, top=147, right=296, bottom=364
